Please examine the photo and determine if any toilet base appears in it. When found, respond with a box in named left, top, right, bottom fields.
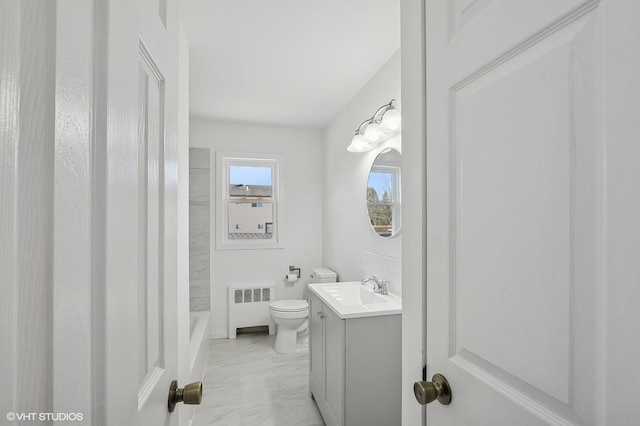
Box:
left=273, top=326, right=298, bottom=353
left=296, top=319, right=309, bottom=336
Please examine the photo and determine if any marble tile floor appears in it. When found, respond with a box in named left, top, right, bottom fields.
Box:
left=192, top=332, right=325, bottom=426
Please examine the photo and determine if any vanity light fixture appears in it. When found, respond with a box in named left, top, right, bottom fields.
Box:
left=347, top=99, right=401, bottom=152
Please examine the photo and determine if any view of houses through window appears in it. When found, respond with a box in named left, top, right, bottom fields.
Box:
left=216, top=153, right=282, bottom=250
left=227, top=163, right=275, bottom=240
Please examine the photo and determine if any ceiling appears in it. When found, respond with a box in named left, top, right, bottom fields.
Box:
left=183, top=0, right=400, bottom=130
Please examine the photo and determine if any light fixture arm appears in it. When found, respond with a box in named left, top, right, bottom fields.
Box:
left=370, top=99, right=396, bottom=123
left=353, top=99, right=396, bottom=135
left=354, top=118, right=372, bottom=135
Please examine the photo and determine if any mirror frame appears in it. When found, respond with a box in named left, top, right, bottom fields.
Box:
left=366, top=147, right=402, bottom=238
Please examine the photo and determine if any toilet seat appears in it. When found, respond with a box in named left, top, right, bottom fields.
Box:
left=270, top=299, right=308, bottom=312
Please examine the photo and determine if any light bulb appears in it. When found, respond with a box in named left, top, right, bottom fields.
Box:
left=347, top=134, right=373, bottom=152
left=380, top=108, right=401, bottom=132
left=364, top=122, right=383, bottom=143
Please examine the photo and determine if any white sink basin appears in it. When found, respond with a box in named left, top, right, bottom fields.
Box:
left=308, top=281, right=402, bottom=319
left=323, top=285, right=389, bottom=306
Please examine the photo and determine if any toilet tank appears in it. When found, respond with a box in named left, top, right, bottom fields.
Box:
left=310, top=267, right=337, bottom=283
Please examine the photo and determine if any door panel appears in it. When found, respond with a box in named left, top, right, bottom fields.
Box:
left=424, top=0, right=610, bottom=424
left=450, top=13, right=597, bottom=412
left=137, top=41, right=167, bottom=409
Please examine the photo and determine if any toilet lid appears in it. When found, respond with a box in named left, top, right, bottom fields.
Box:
left=270, top=299, right=308, bottom=312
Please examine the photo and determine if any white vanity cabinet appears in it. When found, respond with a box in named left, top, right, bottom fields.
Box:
left=308, top=292, right=401, bottom=426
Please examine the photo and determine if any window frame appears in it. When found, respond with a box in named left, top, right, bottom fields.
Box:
left=215, top=152, right=283, bottom=250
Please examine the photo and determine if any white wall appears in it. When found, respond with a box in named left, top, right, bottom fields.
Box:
left=190, top=120, right=323, bottom=338
left=322, top=50, right=402, bottom=295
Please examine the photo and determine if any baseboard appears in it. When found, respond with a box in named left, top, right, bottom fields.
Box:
left=210, top=330, right=227, bottom=340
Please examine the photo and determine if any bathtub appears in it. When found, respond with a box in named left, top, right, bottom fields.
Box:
left=189, top=311, right=210, bottom=379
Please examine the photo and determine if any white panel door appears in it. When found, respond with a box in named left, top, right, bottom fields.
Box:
left=103, top=0, right=182, bottom=424
left=422, top=0, right=640, bottom=424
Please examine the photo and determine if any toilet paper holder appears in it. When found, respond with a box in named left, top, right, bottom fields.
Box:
left=286, top=265, right=301, bottom=279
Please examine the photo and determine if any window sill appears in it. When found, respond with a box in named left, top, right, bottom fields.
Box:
left=215, top=239, right=284, bottom=251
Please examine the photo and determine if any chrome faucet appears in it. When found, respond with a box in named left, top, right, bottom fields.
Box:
left=361, top=276, right=389, bottom=295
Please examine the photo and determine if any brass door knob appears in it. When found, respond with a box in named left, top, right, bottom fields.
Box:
left=168, top=380, right=203, bottom=412
left=414, top=373, right=452, bottom=405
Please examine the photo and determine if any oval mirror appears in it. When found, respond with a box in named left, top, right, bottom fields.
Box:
left=367, top=148, right=401, bottom=238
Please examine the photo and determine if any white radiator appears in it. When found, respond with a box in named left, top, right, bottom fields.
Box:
left=228, top=282, right=276, bottom=339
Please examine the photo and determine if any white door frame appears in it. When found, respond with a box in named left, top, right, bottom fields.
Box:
left=400, top=0, right=427, bottom=424
left=1, top=0, right=106, bottom=422
left=1, top=0, right=59, bottom=420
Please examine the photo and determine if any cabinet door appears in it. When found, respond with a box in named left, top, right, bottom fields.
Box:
left=308, top=293, right=324, bottom=399
left=324, top=307, right=345, bottom=426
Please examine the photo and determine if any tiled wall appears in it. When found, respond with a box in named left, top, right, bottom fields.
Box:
left=189, top=148, right=210, bottom=312
left=363, top=251, right=402, bottom=297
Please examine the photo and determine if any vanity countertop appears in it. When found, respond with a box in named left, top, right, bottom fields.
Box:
left=308, top=281, right=402, bottom=319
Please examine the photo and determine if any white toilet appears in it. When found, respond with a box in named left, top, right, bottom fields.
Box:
left=270, top=267, right=337, bottom=353
left=270, top=299, right=309, bottom=353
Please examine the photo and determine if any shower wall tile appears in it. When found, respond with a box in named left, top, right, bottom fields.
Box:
left=189, top=208, right=210, bottom=281
left=190, top=147, right=210, bottom=169
left=189, top=169, right=210, bottom=203
left=190, top=280, right=211, bottom=312
left=190, top=148, right=210, bottom=312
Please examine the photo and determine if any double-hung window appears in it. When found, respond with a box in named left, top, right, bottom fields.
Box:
left=216, top=152, right=282, bottom=250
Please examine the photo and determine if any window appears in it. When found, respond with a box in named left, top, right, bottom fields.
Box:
left=216, top=152, right=283, bottom=250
